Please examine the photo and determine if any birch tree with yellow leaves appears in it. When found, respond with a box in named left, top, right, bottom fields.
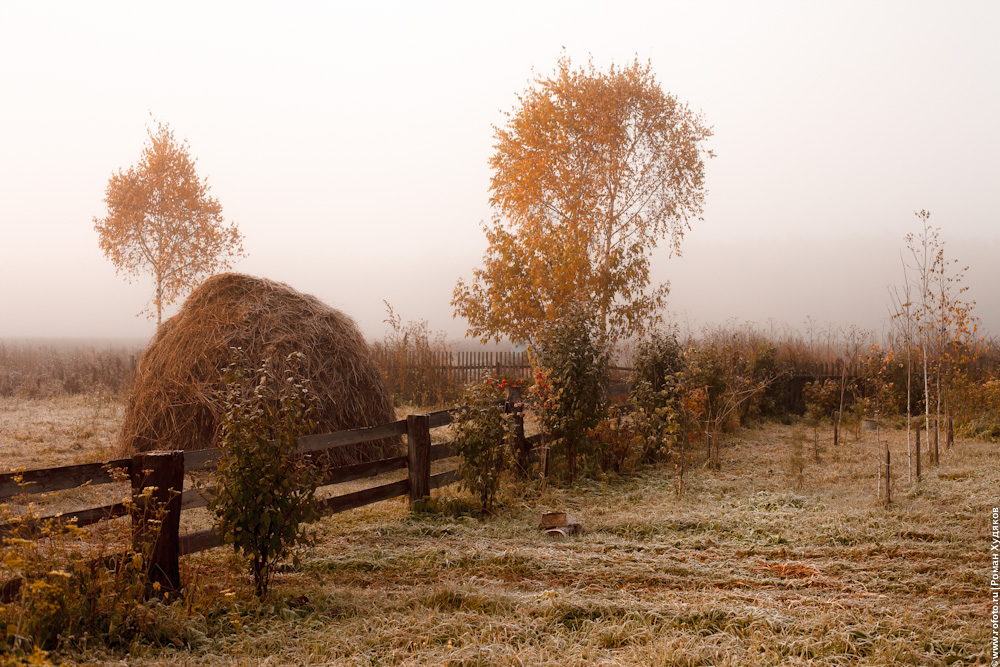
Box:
left=453, top=55, right=713, bottom=345
left=94, top=121, right=245, bottom=326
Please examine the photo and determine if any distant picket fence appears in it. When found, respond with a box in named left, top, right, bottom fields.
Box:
left=371, top=348, right=634, bottom=403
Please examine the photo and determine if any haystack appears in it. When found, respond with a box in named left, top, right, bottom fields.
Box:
left=119, top=273, right=399, bottom=463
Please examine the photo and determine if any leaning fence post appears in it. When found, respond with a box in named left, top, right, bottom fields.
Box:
left=130, top=450, right=184, bottom=593
left=407, top=414, right=431, bottom=508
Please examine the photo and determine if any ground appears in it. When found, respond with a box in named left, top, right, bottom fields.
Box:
left=1, top=395, right=996, bottom=666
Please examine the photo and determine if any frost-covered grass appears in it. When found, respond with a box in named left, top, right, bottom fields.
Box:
left=4, top=394, right=994, bottom=666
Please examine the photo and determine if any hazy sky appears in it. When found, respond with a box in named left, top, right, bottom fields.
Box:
left=1, top=1, right=997, bottom=345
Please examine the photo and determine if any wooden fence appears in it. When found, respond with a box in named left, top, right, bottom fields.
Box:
left=0, top=368, right=831, bottom=596
left=371, top=349, right=535, bottom=386
left=371, top=348, right=634, bottom=400
left=0, top=397, right=542, bottom=594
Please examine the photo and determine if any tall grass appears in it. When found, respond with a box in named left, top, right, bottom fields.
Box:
left=0, top=340, right=143, bottom=398
left=370, top=303, right=460, bottom=407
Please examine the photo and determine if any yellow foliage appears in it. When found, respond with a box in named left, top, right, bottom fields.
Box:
left=93, top=120, right=245, bottom=326
left=453, top=55, right=713, bottom=344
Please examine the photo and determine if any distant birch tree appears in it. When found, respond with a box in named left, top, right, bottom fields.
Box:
left=94, top=120, right=245, bottom=326
left=901, top=210, right=980, bottom=468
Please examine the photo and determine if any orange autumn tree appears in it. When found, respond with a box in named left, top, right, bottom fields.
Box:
left=453, top=55, right=713, bottom=345
left=94, top=121, right=245, bottom=326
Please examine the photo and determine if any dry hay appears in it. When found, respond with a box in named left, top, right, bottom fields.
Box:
left=118, top=273, right=398, bottom=463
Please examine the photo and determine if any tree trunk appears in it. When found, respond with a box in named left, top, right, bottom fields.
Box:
left=156, top=276, right=163, bottom=328
left=932, top=420, right=939, bottom=466
left=922, top=346, right=930, bottom=471
left=906, top=348, right=912, bottom=482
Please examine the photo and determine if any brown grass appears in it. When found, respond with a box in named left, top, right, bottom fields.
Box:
left=1, top=392, right=986, bottom=666
left=118, top=273, right=398, bottom=463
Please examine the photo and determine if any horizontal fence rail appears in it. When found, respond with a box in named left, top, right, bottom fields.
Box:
left=0, top=399, right=532, bottom=593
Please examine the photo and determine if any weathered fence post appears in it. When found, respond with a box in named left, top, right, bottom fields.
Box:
left=130, top=450, right=184, bottom=593
left=885, top=447, right=891, bottom=506
left=406, top=414, right=431, bottom=508
left=833, top=411, right=840, bottom=448
left=947, top=409, right=954, bottom=450
left=915, top=423, right=921, bottom=482
left=505, top=386, right=531, bottom=475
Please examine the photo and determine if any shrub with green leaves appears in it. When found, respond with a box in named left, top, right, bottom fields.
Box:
left=631, top=330, right=684, bottom=393
left=0, top=490, right=174, bottom=657
left=451, top=377, right=516, bottom=515
left=211, top=349, right=321, bottom=599
left=629, top=331, right=686, bottom=462
left=529, top=309, right=610, bottom=483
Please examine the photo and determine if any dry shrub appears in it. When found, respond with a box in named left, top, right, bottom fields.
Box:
left=118, top=273, right=398, bottom=462
left=370, top=302, right=458, bottom=407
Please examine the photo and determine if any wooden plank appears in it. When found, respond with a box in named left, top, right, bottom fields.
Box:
left=185, top=420, right=408, bottom=475
left=0, top=458, right=131, bottom=499
left=317, top=478, right=409, bottom=516
left=179, top=456, right=409, bottom=511
left=321, top=455, right=407, bottom=486
left=179, top=527, right=222, bottom=556
left=181, top=478, right=411, bottom=557
left=183, top=448, right=221, bottom=473
left=0, top=500, right=129, bottom=539
left=296, top=420, right=407, bottom=454
left=429, top=469, right=461, bottom=490
left=430, top=442, right=456, bottom=461
left=71, top=501, right=130, bottom=527
left=428, top=409, right=456, bottom=428
left=0, top=413, right=414, bottom=493
left=181, top=486, right=214, bottom=511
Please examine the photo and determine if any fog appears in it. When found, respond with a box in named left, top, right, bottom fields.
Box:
left=1, top=1, right=997, bottom=346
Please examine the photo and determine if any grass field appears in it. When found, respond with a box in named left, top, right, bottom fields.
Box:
left=1, top=395, right=996, bottom=666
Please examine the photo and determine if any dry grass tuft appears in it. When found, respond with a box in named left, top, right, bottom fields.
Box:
left=117, top=273, right=398, bottom=462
